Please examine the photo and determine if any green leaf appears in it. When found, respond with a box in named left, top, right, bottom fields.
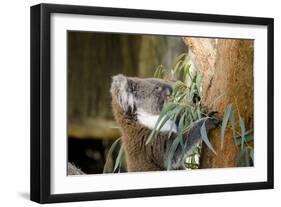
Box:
left=220, top=104, right=232, bottom=149
left=174, top=80, right=187, bottom=91
left=173, top=53, right=187, bottom=67
left=153, top=107, right=180, bottom=140
left=113, top=144, right=125, bottom=172
left=200, top=121, right=217, bottom=155
left=239, top=116, right=246, bottom=149
left=103, top=138, right=121, bottom=173
left=166, top=136, right=181, bottom=170
left=154, top=65, right=166, bottom=78
left=155, top=111, right=175, bottom=133
left=245, top=148, right=250, bottom=166
left=182, top=121, right=195, bottom=134
left=182, top=64, right=191, bottom=82
left=188, top=83, right=196, bottom=103
left=175, top=92, right=187, bottom=103
left=177, top=112, right=186, bottom=148
left=196, top=107, right=202, bottom=119
left=168, top=107, right=184, bottom=139
left=153, top=66, right=160, bottom=78
left=236, top=148, right=251, bottom=167
left=235, top=148, right=247, bottom=166
left=191, top=73, right=197, bottom=84
left=178, top=61, right=186, bottom=75
left=249, top=147, right=254, bottom=161
left=173, top=60, right=184, bottom=79
left=229, top=110, right=237, bottom=145
left=195, top=74, right=202, bottom=91
left=236, top=132, right=253, bottom=145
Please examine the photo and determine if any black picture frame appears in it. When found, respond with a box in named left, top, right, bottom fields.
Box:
left=30, top=3, right=274, bottom=204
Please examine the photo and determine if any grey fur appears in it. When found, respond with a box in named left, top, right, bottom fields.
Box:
left=67, top=162, right=85, bottom=175
left=110, top=74, right=218, bottom=171
left=111, top=74, right=173, bottom=115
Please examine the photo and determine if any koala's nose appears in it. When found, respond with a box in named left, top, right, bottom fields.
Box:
left=164, top=85, right=173, bottom=96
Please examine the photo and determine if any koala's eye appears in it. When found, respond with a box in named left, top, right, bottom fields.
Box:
left=155, top=86, right=162, bottom=91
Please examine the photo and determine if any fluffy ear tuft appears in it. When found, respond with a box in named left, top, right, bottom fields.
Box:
left=112, top=74, right=127, bottom=85
left=110, top=74, right=134, bottom=113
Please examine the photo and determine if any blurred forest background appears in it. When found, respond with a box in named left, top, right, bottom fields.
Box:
left=67, top=31, right=187, bottom=174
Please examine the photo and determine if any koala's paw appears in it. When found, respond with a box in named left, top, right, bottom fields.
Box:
left=210, top=117, right=222, bottom=127
left=206, top=112, right=221, bottom=128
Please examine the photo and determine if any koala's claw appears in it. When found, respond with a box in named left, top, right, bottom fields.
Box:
left=207, top=111, right=219, bottom=117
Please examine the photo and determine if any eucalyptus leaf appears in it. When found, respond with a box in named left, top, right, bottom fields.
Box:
left=239, top=116, right=246, bottom=149
left=166, top=136, right=181, bottom=170
left=155, top=111, right=176, bottom=134
left=220, top=104, right=232, bottom=149
left=154, top=65, right=166, bottom=78
left=236, top=133, right=253, bottom=145
left=173, top=53, right=187, bottom=67
left=236, top=148, right=246, bottom=167
left=173, top=60, right=183, bottom=75
left=177, top=112, right=186, bottom=148
left=196, top=107, right=202, bottom=119
left=229, top=110, right=237, bottom=145
left=249, top=147, right=254, bottom=161
left=165, top=108, right=181, bottom=139
left=154, top=106, right=181, bottom=140
left=103, top=138, right=121, bottom=173
left=113, top=144, right=125, bottom=172
left=182, top=64, right=191, bottom=82
left=200, top=121, right=217, bottom=155
left=195, top=74, right=202, bottom=91
left=245, top=148, right=250, bottom=166
left=188, top=83, right=195, bottom=103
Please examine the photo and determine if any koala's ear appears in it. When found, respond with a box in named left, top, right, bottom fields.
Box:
left=111, top=74, right=134, bottom=113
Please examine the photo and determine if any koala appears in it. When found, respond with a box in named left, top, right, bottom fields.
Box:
left=110, top=74, right=218, bottom=172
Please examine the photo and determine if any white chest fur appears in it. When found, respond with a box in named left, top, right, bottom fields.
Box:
left=136, top=109, right=178, bottom=133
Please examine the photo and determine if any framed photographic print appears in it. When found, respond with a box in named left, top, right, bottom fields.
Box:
left=30, top=3, right=274, bottom=203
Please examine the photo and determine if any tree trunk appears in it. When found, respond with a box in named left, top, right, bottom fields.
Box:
left=183, top=37, right=254, bottom=168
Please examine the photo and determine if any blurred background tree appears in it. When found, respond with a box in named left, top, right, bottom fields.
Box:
left=67, top=32, right=187, bottom=174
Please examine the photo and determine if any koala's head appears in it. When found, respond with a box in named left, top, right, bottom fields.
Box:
left=110, top=74, right=173, bottom=115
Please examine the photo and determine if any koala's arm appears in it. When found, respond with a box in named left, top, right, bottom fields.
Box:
left=149, top=117, right=218, bottom=170
left=183, top=117, right=218, bottom=153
